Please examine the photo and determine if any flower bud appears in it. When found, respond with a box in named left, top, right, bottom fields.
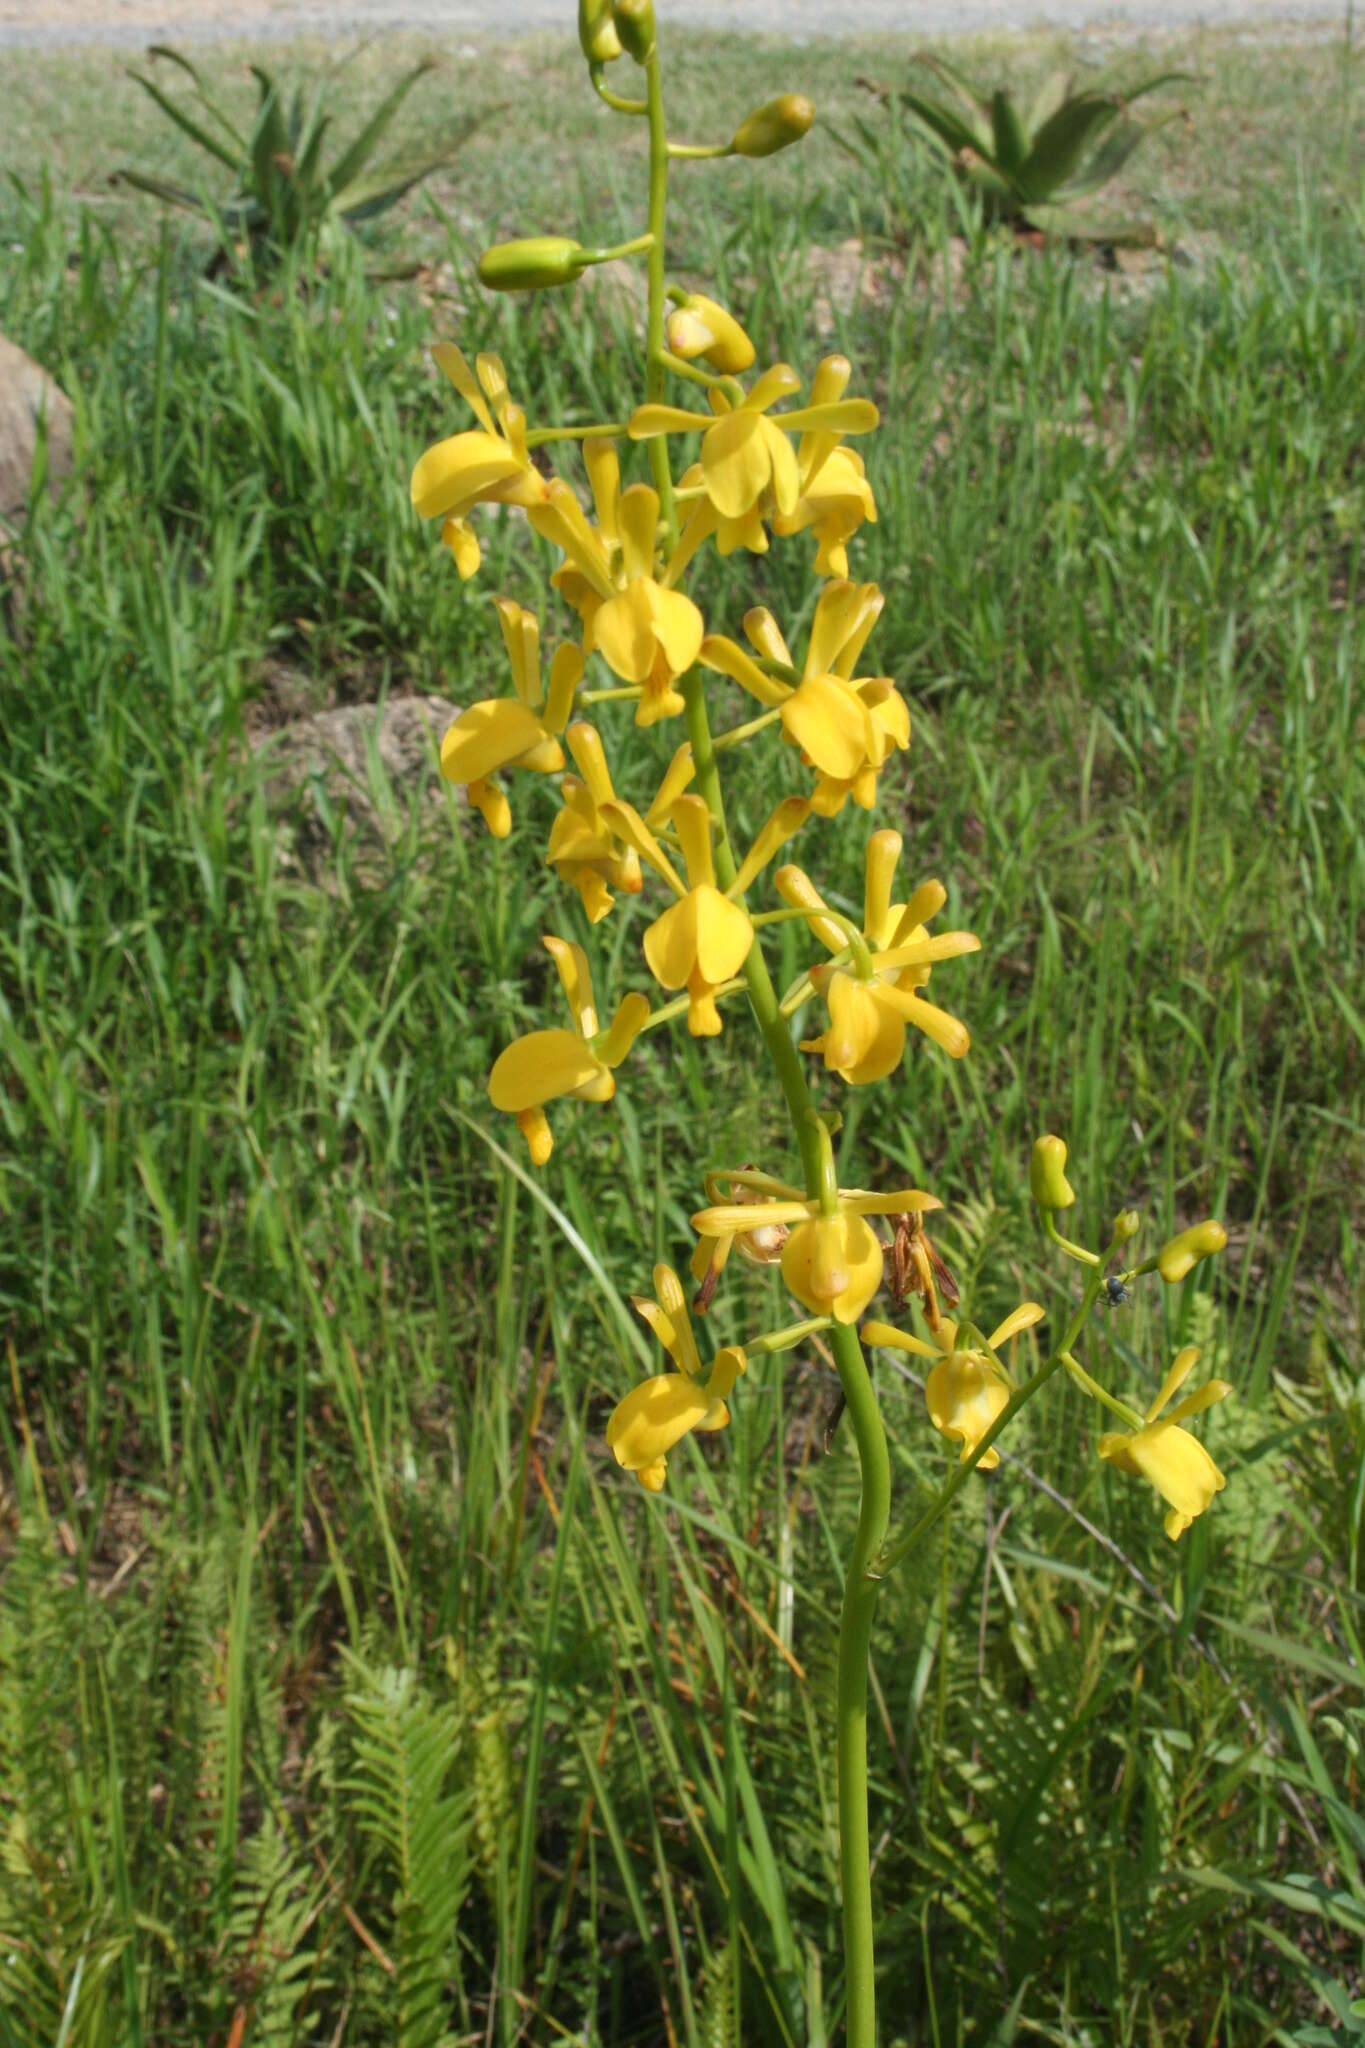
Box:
left=1029, top=1135, right=1075, bottom=1211
left=666, top=293, right=756, bottom=374
left=612, top=0, right=655, bottom=62
left=1113, top=1208, right=1141, bottom=1243
left=579, top=0, right=622, bottom=63
left=478, top=237, right=589, bottom=292
left=1156, top=1219, right=1228, bottom=1284
left=729, top=93, right=815, bottom=158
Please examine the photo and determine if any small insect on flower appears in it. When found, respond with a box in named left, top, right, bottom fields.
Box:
left=1102, top=1274, right=1133, bottom=1311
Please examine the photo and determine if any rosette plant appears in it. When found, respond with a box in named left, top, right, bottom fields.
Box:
left=117, top=45, right=489, bottom=274
left=859, top=53, right=1192, bottom=241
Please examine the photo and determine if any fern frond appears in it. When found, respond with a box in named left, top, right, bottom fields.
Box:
left=344, top=1662, right=471, bottom=2048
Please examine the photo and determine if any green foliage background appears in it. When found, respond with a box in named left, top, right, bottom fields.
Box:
left=0, top=25, right=1362, bottom=2048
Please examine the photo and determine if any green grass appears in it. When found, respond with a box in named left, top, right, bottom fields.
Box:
left=1, top=22, right=1363, bottom=2048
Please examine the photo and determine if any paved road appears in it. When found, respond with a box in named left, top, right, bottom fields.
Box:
left=0, top=0, right=1351, bottom=47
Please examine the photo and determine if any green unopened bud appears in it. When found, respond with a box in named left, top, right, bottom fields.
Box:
left=478, top=237, right=589, bottom=292
left=1113, top=1208, right=1141, bottom=1244
left=579, top=0, right=622, bottom=63
left=730, top=92, right=815, bottom=158
left=1156, top=1219, right=1228, bottom=1284
left=1029, top=1135, right=1075, bottom=1211
left=612, top=0, right=655, bottom=61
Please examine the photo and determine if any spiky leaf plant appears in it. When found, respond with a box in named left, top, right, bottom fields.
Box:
left=866, top=54, right=1191, bottom=242
left=115, top=45, right=488, bottom=275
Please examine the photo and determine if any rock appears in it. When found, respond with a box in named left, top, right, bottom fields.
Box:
left=804, top=238, right=907, bottom=339
left=0, top=335, right=75, bottom=529
left=250, top=692, right=462, bottom=880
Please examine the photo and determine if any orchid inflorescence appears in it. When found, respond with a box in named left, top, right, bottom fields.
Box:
left=407, top=4, right=1233, bottom=2035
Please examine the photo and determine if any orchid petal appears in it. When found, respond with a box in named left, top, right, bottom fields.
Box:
left=440, top=700, right=549, bottom=784
left=488, top=1029, right=602, bottom=1111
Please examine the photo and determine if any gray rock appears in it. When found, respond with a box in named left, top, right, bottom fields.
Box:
left=0, top=335, right=74, bottom=529
left=250, top=691, right=463, bottom=880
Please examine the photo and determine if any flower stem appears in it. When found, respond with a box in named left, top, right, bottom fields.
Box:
left=642, top=47, right=678, bottom=548
left=681, top=659, right=884, bottom=2047
left=1043, top=1208, right=1101, bottom=1267
left=647, top=41, right=880, bottom=2040
left=525, top=421, right=630, bottom=448
left=590, top=65, right=647, bottom=116
left=1060, top=1350, right=1145, bottom=1427
left=653, top=347, right=729, bottom=389
left=712, top=706, right=784, bottom=753
left=666, top=138, right=731, bottom=159
left=751, top=1315, right=834, bottom=1355
left=830, top=1318, right=889, bottom=2048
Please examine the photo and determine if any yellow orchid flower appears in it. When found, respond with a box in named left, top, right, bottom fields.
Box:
left=487, top=935, right=649, bottom=1164
left=629, top=357, right=878, bottom=527
left=863, top=1304, right=1045, bottom=1469
left=410, top=342, right=549, bottom=579
left=770, top=356, right=878, bottom=577
left=689, top=1166, right=791, bottom=1311
left=544, top=733, right=695, bottom=924
left=606, top=1262, right=747, bottom=1491
left=529, top=441, right=703, bottom=725
left=693, top=1176, right=939, bottom=1326
left=634, top=795, right=753, bottom=1035
left=777, top=831, right=979, bottom=1085
left=601, top=790, right=809, bottom=1035
left=771, top=446, right=877, bottom=579
left=545, top=722, right=646, bottom=922
left=1099, top=1346, right=1232, bottom=1540
left=700, top=581, right=909, bottom=815
left=439, top=599, right=580, bottom=836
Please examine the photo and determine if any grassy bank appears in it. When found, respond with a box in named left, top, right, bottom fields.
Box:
left=1, top=23, right=1362, bottom=2047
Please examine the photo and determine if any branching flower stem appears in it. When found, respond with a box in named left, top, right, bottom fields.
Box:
left=643, top=47, right=678, bottom=550
left=680, top=656, right=887, bottom=2048
left=873, top=1241, right=1121, bottom=1577
left=642, top=43, right=886, bottom=2046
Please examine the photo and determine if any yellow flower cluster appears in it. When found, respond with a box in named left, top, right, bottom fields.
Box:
left=411, top=303, right=1231, bottom=1547
left=409, top=331, right=968, bottom=1159
left=415, top=29, right=1242, bottom=2044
